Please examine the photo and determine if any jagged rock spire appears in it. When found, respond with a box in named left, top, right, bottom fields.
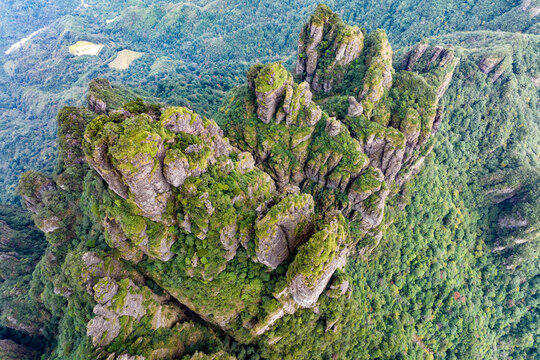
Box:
left=296, top=4, right=365, bottom=93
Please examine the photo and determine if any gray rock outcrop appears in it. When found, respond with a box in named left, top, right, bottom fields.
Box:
left=255, top=194, right=315, bottom=269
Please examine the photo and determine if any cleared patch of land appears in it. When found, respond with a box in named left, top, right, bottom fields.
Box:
left=108, top=50, right=144, bottom=70
left=68, top=41, right=104, bottom=56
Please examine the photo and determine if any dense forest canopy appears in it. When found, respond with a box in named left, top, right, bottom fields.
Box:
left=0, top=1, right=538, bottom=360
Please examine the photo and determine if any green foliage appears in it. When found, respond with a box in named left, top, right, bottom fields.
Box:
left=255, top=63, right=289, bottom=93
left=287, top=215, right=346, bottom=288
left=1, top=3, right=539, bottom=360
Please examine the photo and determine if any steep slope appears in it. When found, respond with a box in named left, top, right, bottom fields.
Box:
left=1, top=4, right=538, bottom=360
left=344, top=31, right=539, bottom=359
left=0, top=205, right=48, bottom=335
left=11, top=6, right=458, bottom=359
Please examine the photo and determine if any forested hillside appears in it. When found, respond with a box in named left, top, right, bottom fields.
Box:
left=1, top=0, right=539, bottom=203
left=0, top=2, right=538, bottom=360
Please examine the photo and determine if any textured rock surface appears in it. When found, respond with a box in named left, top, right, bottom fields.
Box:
left=255, top=194, right=315, bottom=269
left=14, top=6, right=463, bottom=358
left=80, top=27, right=457, bottom=344
left=254, top=63, right=294, bottom=123
left=347, top=96, right=363, bottom=117
left=219, top=12, right=457, bottom=336
left=478, top=56, right=503, bottom=74
left=296, top=4, right=364, bottom=93
left=82, top=252, right=217, bottom=356
left=217, top=11, right=458, bottom=339
left=358, top=29, right=393, bottom=116
left=284, top=215, right=349, bottom=308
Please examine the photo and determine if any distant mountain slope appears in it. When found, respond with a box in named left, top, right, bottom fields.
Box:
left=0, top=0, right=79, bottom=48
left=1, top=0, right=539, bottom=204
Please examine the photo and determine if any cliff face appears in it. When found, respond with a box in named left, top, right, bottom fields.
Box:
left=15, top=5, right=458, bottom=359
left=295, top=4, right=365, bottom=93
left=0, top=206, right=48, bottom=339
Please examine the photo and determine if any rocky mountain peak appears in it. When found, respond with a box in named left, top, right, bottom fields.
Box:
left=14, top=5, right=462, bottom=359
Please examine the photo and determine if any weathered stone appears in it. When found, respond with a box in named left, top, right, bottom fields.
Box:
left=235, top=152, right=255, bottom=174
left=163, top=149, right=189, bottom=187
left=406, top=42, right=428, bottom=71
left=119, top=290, right=146, bottom=320
left=93, top=277, right=119, bottom=304
left=253, top=307, right=285, bottom=336
left=86, top=140, right=129, bottom=199
left=348, top=168, right=384, bottom=207
left=355, top=189, right=389, bottom=229
left=347, top=96, right=363, bottom=117
left=116, top=355, right=145, bottom=360
left=103, top=218, right=143, bottom=263
left=428, top=46, right=445, bottom=66
left=88, top=94, right=107, bottom=114
left=281, top=215, right=350, bottom=308
left=498, top=214, right=529, bottom=228
left=4, top=314, right=42, bottom=335
left=255, top=194, right=315, bottom=269
left=287, top=248, right=348, bottom=308
left=328, top=278, right=349, bottom=298
left=18, top=172, right=57, bottom=214
left=111, top=129, right=172, bottom=221
left=39, top=216, right=61, bottom=233
left=296, top=4, right=364, bottom=93
left=87, top=314, right=121, bottom=347
left=396, top=156, right=426, bottom=187
left=220, top=223, right=239, bottom=261
left=478, top=56, right=503, bottom=74
left=333, top=27, right=364, bottom=67
left=359, top=29, right=393, bottom=114
left=162, top=111, right=204, bottom=135
left=254, top=63, right=293, bottom=123
left=151, top=304, right=182, bottom=330
left=297, top=22, right=324, bottom=81
left=325, top=117, right=342, bottom=137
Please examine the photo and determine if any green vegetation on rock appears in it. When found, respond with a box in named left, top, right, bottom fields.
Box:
left=0, top=3, right=538, bottom=360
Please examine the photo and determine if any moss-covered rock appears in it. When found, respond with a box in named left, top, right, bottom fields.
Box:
left=255, top=193, right=315, bottom=269
left=254, top=63, right=294, bottom=124
left=13, top=5, right=465, bottom=357
left=358, top=29, right=393, bottom=117
left=295, top=4, right=365, bottom=93
left=283, top=214, right=349, bottom=308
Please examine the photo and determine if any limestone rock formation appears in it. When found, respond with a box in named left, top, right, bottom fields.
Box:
left=15, top=6, right=463, bottom=358
left=296, top=4, right=364, bottom=93
left=218, top=10, right=457, bottom=337
left=254, top=63, right=294, bottom=123
left=255, top=193, right=315, bottom=269
left=358, top=29, right=393, bottom=117
left=283, top=214, right=350, bottom=308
